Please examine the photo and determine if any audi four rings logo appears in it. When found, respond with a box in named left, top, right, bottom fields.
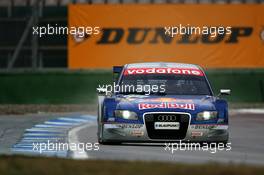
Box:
left=158, top=115, right=177, bottom=121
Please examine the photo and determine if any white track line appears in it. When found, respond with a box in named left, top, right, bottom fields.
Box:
left=230, top=109, right=264, bottom=114
left=26, top=128, right=68, bottom=132
left=68, top=123, right=92, bottom=159
left=35, top=124, right=71, bottom=128
left=12, top=115, right=97, bottom=158
left=23, top=133, right=65, bottom=137
left=58, top=118, right=89, bottom=122
left=44, top=121, right=79, bottom=126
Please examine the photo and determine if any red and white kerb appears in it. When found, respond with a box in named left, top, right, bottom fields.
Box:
left=124, top=68, right=204, bottom=76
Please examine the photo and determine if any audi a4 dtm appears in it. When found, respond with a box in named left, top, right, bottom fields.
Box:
left=97, top=62, right=230, bottom=144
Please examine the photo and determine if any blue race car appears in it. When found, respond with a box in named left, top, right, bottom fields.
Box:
left=97, top=62, right=230, bottom=144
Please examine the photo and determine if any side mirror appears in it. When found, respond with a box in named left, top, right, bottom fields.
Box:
left=219, top=89, right=231, bottom=96
left=113, top=66, right=123, bottom=83
left=113, top=66, right=123, bottom=74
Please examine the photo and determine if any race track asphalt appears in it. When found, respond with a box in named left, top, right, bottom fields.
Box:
left=1, top=111, right=264, bottom=165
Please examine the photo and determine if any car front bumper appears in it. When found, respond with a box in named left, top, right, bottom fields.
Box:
left=101, top=123, right=229, bottom=142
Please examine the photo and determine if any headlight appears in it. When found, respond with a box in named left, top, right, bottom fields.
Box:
left=196, top=111, right=218, bottom=121
left=114, top=110, right=138, bottom=120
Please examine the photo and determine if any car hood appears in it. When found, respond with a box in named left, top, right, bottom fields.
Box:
left=114, top=94, right=217, bottom=115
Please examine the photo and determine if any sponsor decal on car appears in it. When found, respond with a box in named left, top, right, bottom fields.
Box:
left=190, top=125, right=228, bottom=130
left=107, top=117, right=115, bottom=122
left=191, top=125, right=215, bottom=130
left=116, top=124, right=143, bottom=129
left=154, top=122, right=180, bottom=130
left=191, top=131, right=204, bottom=137
left=124, top=68, right=204, bottom=76
left=131, top=130, right=144, bottom=137
left=138, top=102, right=195, bottom=110
left=104, top=124, right=143, bottom=129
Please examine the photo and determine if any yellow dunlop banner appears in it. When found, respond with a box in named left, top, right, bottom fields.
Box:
left=68, top=5, right=264, bottom=69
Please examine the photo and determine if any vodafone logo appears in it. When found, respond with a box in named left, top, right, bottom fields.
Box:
left=138, top=102, right=195, bottom=110
left=124, top=68, right=204, bottom=76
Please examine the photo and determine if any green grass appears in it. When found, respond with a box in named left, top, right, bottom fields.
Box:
left=0, top=70, right=112, bottom=104
left=0, top=156, right=263, bottom=175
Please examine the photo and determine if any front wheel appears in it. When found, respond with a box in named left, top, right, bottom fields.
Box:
left=97, top=124, right=121, bottom=145
left=98, top=139, right=121, bottom=145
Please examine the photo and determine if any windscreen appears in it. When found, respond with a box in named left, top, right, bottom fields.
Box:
left=119, top=68, right=212, bottom=96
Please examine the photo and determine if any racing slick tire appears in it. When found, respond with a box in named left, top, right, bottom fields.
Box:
left=98, top=139, right=122, bottom=145
left=97, top=123, right=122, bottom=145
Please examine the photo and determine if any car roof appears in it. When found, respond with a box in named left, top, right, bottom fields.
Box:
left=126, top=62, right=200, bottom=69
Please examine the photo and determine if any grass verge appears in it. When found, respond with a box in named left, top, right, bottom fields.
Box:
left=0, top=155, right=263, bottom=175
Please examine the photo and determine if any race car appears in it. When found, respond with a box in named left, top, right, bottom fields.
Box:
left=97, top=62, right=230, bottom=144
